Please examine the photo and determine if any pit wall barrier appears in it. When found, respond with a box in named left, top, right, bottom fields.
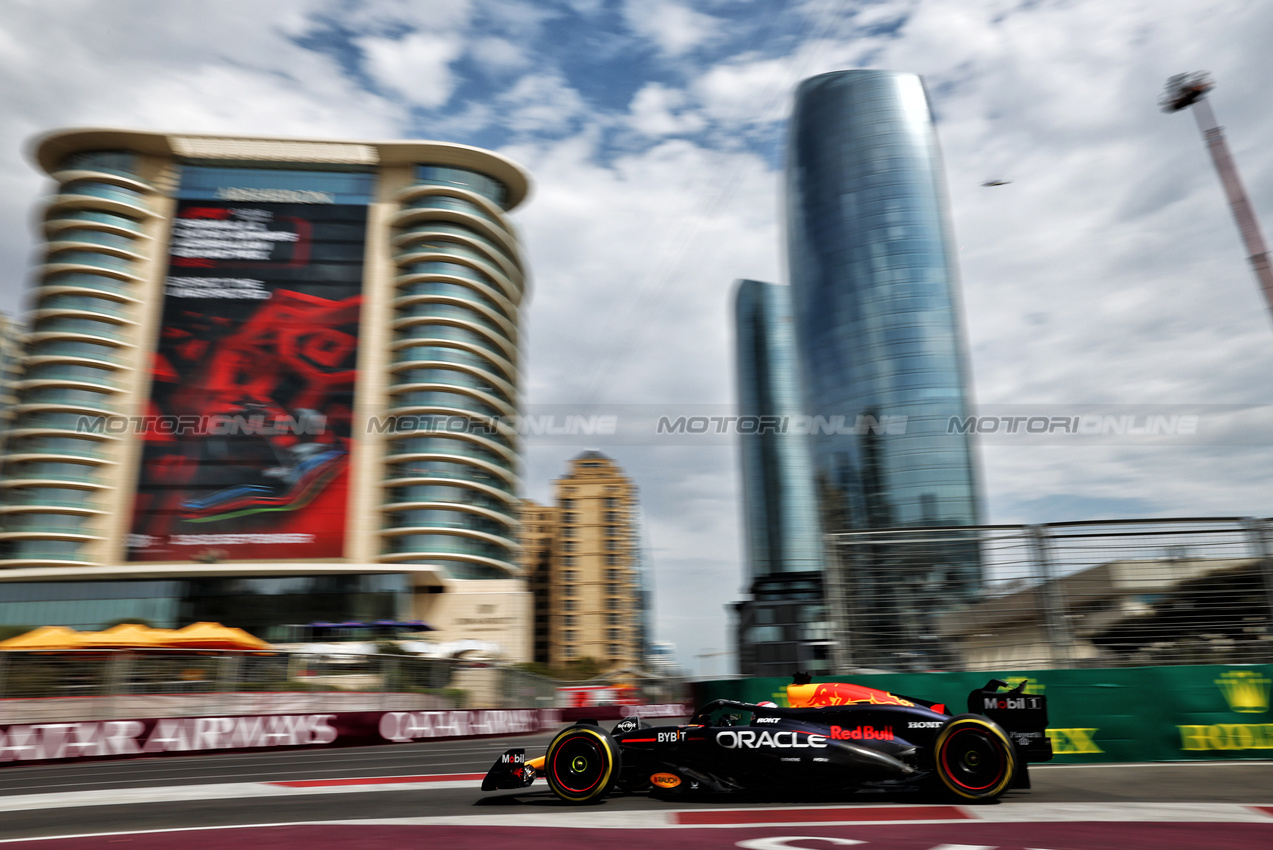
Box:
left=690, top=664, right=1273, bottom=763
left=0, top=703, right=690, bottom=767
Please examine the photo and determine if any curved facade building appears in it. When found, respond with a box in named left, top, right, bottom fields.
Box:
left=785, top=71, right=982, bottom=667
left=0, top=129, right=532, bottom=656
left=786, top=71, right=980, bottom=535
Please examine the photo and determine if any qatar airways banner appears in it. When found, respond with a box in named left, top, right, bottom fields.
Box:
left=126, top=199, right=366, bottom=561
left=0, top=705, right=691, bottom=766
left=0, top=709, right=553, bottom=766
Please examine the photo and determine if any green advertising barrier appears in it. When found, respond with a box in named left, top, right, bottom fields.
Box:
left=691, top=664, right=1273, bottom=763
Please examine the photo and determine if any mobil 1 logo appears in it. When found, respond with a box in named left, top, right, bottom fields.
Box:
left=985, top=695, right=1044, bottom=711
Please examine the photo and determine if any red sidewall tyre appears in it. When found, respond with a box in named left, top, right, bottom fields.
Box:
left=544, top=725, right=622, bottom=804
left=933, top=714, right=1016, bottom=802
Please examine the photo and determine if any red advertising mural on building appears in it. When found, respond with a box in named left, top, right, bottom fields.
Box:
left=127, top=199, right=366, bottom=561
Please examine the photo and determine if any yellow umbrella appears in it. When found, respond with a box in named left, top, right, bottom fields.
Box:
left=0, top=625, right=84, bottom=650
left=168, top=622, right=270, bottom=650
left=79, top=623, right=178, bottom=648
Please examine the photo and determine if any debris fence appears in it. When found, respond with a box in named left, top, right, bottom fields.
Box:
left=0, top=649, right=689, bottom=724
left=826, top=517, right=1273, bottom=672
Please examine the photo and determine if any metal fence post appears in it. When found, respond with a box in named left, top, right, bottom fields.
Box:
left=383, top=655, right=397, bottom=712
left=1026, top=525, right=1073, bottom=667
left=105, top=652, right=131, bottom=721
left=1241, top=517, right=1273, bottom=663
left=825, top=536, right=854, bottom=672
left=217, top=654, right=239, bottom=715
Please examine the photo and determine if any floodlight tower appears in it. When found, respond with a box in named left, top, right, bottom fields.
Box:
left=1162, top=72, right=1273, bottom=319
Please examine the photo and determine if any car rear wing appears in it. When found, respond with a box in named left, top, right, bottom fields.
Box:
left=968, top=679, right=1053, bottom=762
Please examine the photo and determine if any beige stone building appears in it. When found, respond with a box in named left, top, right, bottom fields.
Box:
left=0, top=128, right=533, bottom=661
left=518, top=451, right=645, bottom=669
left=518, top=498, right=559, bottom=664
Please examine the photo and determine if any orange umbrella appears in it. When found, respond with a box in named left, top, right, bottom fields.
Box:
left=0, top=625, right=84, bottom=650
left=79, top=623, right=179, bottom=648
left=168, top=622, right=270, bottom=650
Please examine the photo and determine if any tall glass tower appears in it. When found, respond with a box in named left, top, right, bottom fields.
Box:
left=733, top=279, right=830, bottom=675
left=785, top=71, right=981, bottom=666
left=735, top=280, right=824, bottom=580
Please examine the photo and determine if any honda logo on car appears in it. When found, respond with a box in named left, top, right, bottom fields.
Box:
left=908, top=721, right=944, bottom=729
left=715, top=730, right=827, bottom=749
left=829, top=725, right=893, bottom=741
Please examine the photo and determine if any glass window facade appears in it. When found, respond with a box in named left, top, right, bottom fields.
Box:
left=176, top=166, right=374, bottom=205
left=0, top=574, right=408, bottom=641
left=786, top=71, right=980, bottom=535
left=413, top=165, right=507, bottom=207
left=784, top=71, right=983, bottom=668
left=734, top=280, right=826, bottom=583
left=57, top=150, right=140, bottom=179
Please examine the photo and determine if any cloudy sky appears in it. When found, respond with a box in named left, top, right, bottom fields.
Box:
left=1, top=0, right=1271, bottom=674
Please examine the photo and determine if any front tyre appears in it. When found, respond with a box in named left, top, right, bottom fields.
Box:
left=933, top=715, right=1016, bottom=802
left=544, top=724, right=622, bottom=804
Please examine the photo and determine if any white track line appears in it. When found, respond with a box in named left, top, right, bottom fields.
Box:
left=0, top=778, right=482, bottom=813
left=1, top=803, right=1271, bottom=844
left=316, top=803, right=1273, bottom=829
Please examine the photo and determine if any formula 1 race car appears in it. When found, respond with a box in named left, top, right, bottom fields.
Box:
left=482, top=676, right=1051, bottom=804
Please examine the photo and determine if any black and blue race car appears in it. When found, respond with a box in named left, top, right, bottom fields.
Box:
left=482, top=675, right=1051, bottom=804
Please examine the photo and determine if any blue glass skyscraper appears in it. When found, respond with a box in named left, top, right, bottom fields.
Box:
left=735, top=280, right=825, bottom=580
left=734, top=279, right=830, bottom=675
left=785, top=71, right=982, bottom=667
left=786, top=70, right=980, bottom=535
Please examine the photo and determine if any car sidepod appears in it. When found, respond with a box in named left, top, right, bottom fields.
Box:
left=612, top=714, right=926, bottom=796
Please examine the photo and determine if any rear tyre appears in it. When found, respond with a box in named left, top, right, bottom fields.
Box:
left=933, top=714, right=1016, bottom=802
left=544, top=724, right=622, bottom=804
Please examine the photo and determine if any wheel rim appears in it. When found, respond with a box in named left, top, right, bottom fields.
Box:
left=940, top=726, right=1008, bottom=792
left=551, top=735, right=607, bottom=795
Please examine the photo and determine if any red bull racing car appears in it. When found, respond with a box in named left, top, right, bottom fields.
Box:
left=482, top=676, right=1051, bottom=804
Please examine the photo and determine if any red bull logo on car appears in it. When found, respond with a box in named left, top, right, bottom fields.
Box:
left=829, top=725, right=894, bottom=741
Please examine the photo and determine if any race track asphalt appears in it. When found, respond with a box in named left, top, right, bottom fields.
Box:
left=0, top=732, right=1269, bottom=848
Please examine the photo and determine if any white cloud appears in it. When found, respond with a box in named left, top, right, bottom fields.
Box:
left=627, top=82, right=707, bottom=136
left=470, top=35, right=530, bottom=72
left=622, top=0, right=723, bottom=57
left=691, top=55, right=795, bottom=127
left=359, top=31, right=465, bottom=108
left=856, top=0, right=1273, bottom=527
left=502, top=129, right=785, bottom=665
left=496, top=72, right=589, bottom=135
left=0, top=0, right=406, bottom=316
left=337, top=0, right=473, bottom=34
